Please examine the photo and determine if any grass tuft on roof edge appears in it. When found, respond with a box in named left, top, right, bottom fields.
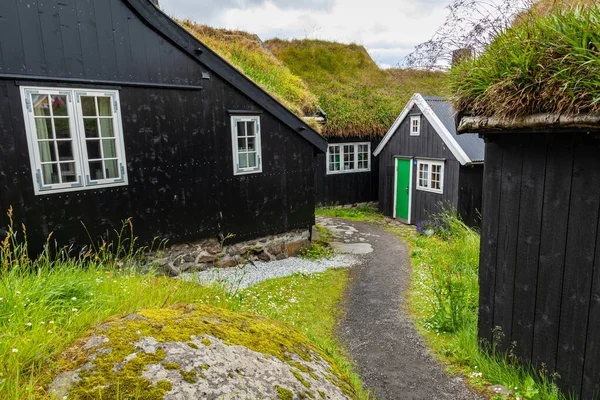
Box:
left=449, top=3, right=600, bottom=119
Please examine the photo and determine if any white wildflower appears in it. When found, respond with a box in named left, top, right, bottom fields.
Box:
left=11, top=348, right=18, bottom=353
left=71, top=308, right=78, bottom=312
left=71, top=297, right=77, bottom=301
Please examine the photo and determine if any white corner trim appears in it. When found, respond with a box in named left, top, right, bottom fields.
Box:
left=373, top=93, right=472, bottom=166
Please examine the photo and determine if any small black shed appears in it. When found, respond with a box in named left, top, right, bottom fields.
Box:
left=373, top=94, right=485, bottom=226
left=457, top=114, right=600, bottom=399
left=0, top=0, right=327, bottom=253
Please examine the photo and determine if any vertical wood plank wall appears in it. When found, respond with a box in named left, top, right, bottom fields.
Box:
left=315, top=137, right=379, bottom=205
left=479, top=132, right=600, bottom=399
left=0, top=0, right=317, bottom=253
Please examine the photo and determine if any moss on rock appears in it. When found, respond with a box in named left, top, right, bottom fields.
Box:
left=46, top=304, right=357, bottom=399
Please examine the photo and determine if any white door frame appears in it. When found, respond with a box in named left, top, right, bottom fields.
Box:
left=392, top=156, right=413, bottom=224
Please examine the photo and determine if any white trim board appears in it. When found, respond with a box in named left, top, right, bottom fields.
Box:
left=373, top=93, right=471, bottom=165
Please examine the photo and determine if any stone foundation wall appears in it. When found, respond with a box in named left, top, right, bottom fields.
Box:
left=147, top=229, right=311, bottom=276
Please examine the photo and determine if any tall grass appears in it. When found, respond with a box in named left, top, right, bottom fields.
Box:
left=0, top=209, right=370, bottom=399
left=409, top=209, right=563, bottom=399
left=450, top=4, right=600, bottom=118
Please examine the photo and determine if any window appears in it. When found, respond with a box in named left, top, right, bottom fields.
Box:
left=21, top=87, right=127, bottom=195
left=410, top=115, right=421, bottom=136
left=416, top=160, right=444, bottom=194
left=327, top=142, right=370, bottom=174
left=231, top=116, right=262, bottom=175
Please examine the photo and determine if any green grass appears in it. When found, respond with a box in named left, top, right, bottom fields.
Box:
left=0, top=215, right=370, bottom=399
left=266, top=39, right=448, bottom=138
left=316, top=205, right=385, bottom=223
left=177, top=21, right=320, bottom=124
left=406, top=210, right=564, bottom=399
left=450, top=3, right=600, bottom=118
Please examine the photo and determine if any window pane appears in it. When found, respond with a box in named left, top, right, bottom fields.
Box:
left=99, top=118, right=114, bottom=138
left=54, top=118, right=71, bottom=139
left=89, top=161, right=104, bottom=180
left=237, top=121, right=245, bottom=137
left=104, top=159, right=119, bottom=179
left=97, top=97, right=112, bottom=116
left=238, top=138, right=247, bottom=151
left=246, top=121, right=255, bottom=137
left=239, top=153, right=248, bottom=169
left=247, top=137, right=256, bottom=151
left=33, top=94, right=50, bottom=117
left=248, top=152, right=257, bottom=168
left=39, top=142, right=57, bottom=162
left=51, top=95, right=68, bottom=116
left=60, top=162, right=77, bottom=183
left=57, top=141, right=74, bottom=161
left=84, top=119, right=99, bottom=138
left=343, top=145, right=355, bottom=170
left=41, top=163, right=60, bottom=184
left=35, top=118, right=53, bottom=139
left=81, top=96, right=97, bottom=116
left=86, top=140, right=102, bottom=160
left=102, top=139, right=117, bottom=158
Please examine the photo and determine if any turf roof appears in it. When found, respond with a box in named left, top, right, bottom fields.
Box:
left=178, top=21, right=448, bottom=138
left=266, top=39, right=448, bottom=138
left=450, top=2, right=600, bottom=119
left=178, top=20, right=320, bottom=124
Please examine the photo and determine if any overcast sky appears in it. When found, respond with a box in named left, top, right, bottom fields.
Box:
left=159, top=0, right=452, bottom=68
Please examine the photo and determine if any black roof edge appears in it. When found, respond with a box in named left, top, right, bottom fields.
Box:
left=123, top=0, right=328, bottom=153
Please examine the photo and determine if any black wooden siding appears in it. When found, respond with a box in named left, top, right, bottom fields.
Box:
left=0, top=0, right=317, bottom=252
left=458, top=165, right=483, bottom=227
left=315, top=137, right=379, bottom=205
left=479, top=132, right=600, bottom=399
left=377, top=105, right=461, bottom=223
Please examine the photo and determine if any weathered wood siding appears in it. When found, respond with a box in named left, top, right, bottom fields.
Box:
left=0, top=0, right=316, bottom=253
left=458, top=164, right=483, bottom=227
left=479, top=131, right=600, bottom=399
left=377, top=105, right=460, bottom=222
left=315, top=137, right=379, bottom=205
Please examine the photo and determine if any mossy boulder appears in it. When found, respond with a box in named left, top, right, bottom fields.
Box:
left=47, top=304, right=356, bottom=399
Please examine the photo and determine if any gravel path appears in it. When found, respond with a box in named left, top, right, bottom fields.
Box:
left=178, top=254, right=358, bottom=289
left=319, top=216, right=484, bottom=400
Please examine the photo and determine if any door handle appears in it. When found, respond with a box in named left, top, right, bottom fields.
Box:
left=406, top=186, right=409, bottom=194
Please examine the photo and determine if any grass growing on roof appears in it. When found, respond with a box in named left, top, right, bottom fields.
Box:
left=406, top=209, right=564, bottom=399
left=177, top=21, right=320, bottom=122
left=266, top=39, right=448, bottom=138
left=449, top=4, right=600, bottom=118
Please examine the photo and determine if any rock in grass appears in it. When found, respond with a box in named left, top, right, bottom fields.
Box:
left=47, top=304, right=355, bottom=399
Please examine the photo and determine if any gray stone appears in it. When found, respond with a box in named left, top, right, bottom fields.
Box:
left=330, top=242, right=374, bottom=254
left=82, top=335, right=110, bottom=351
left=48, top=371, right=80, bottom=399
left=489, top=385, right=512, bottom=396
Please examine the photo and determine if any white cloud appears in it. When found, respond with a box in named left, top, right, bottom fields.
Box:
left=160, top=0, right=451, bottom=66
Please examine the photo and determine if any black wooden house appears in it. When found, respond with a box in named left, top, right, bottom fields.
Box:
left=373, top=94, right=484, bottom=226
left=0, top=0, right=327, bottom=253
left=457, top=114, right=600, bottom=399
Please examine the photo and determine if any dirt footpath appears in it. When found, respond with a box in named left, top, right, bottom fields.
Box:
left=318, top=216, right=484, bottom=400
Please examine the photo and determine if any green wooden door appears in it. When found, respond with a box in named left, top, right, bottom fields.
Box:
left=396, top=159, right=411, bottom=220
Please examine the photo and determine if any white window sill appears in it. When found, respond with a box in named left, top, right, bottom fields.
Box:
left=416, top=186, right=443, bottom=195
left=234, top=168, right=263, bottom=176
left=326, top=168, right=371, bottom=175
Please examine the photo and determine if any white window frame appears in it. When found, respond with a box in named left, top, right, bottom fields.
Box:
left=326, top=142, right=371, bottom=175
left=231, top=115, right=262, bottom=176
left=20, top=86, right=128, bottom=195
left=416, top=159, right=444, bottom=194
left=410, top=115, right=421, bottom=136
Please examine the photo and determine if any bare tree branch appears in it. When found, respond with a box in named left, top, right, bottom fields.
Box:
left=405, top=0, right=534, bottom=69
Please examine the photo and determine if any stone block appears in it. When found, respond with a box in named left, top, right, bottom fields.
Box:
left=286, top=239, right=310, bottom=257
